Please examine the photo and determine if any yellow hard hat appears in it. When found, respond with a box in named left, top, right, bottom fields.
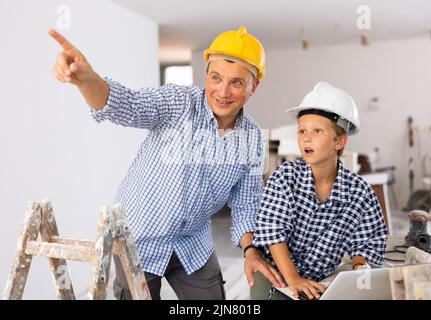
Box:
left=204, top=26, right=266, bottom=79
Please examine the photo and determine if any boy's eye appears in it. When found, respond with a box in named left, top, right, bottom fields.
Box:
left=314, top=129, right=322, bottom=133
left=298, top=129, right=305, bottom=135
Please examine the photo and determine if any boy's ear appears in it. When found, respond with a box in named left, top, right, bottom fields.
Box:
left=335, top=133, right=348, bottom=151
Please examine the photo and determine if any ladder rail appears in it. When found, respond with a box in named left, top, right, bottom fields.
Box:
left=3, top=202, right=42, bottom=300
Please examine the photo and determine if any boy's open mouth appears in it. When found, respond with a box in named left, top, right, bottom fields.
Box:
left=304, top=147, right=314, bottom=155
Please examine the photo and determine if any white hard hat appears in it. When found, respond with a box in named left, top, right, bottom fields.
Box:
left=286, top=82, right=360, bottom=135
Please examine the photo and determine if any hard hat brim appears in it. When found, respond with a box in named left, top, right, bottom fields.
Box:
left=285, top=105, right=333, bottom=124
left=205, top=49, right=265, bottom=79
left=286, top=106, right=359, bottom=135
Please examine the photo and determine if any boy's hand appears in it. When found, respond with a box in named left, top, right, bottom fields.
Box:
left=48, top=29, right=95, bottom=85
left=287, top=275, right=326, bottom=300
left=244, top=250, right=286, bottom=288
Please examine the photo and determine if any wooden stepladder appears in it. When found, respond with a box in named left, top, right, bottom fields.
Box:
left=4, top=200, right=151, bottom=300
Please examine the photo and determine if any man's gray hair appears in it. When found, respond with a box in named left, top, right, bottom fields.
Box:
left=207, top=54, right=258, bottom=78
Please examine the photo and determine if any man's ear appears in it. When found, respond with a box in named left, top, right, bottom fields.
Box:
left=250, top=79, right=260, bottom=96
left=335, top=133, right=348, bottom=151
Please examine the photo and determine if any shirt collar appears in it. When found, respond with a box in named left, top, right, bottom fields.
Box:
left=328, top=160, right=350, bottom=205
left=203, top=96, right=216, bottom=125
left=302, top=160, right=350, bottom=205
left=234, top=108, right=245, bottom=129
left=203, top=95, right=245, bottom=130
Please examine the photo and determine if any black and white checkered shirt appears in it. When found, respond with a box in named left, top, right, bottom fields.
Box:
left=253, top=160, right=388, bottom=281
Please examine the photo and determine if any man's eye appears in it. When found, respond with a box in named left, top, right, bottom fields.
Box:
left=233, top=80, right=243, bottom=86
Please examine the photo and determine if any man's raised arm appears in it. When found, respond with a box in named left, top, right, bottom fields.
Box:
left=48, top=29, right=109, bottom=110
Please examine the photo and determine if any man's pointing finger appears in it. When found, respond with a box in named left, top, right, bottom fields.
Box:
left=48, top=28, right=75, bottom=51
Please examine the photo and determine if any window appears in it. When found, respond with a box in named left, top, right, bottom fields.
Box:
left=162, top=65, right=193, bottom=86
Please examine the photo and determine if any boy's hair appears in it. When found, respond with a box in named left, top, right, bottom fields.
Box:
left=332, top=123, right=347, bottom=157
left=297, top=109, right=347, bottom=157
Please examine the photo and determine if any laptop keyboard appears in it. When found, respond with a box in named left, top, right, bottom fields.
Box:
left=268, top=286, right=322, bottom=300
left=298, top=292, right=310, bottom=300
left=298, top=291, right=321, bottom=300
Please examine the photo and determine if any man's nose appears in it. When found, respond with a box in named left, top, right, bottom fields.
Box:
left=218, top=83, right=231, bottom=98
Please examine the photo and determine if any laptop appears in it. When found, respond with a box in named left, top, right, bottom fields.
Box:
left=276, top=267, right=392, bottom=300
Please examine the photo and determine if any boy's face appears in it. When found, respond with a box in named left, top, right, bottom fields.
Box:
left=297, top=114, right=347, bottom=166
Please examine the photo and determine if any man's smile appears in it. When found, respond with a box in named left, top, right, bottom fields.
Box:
left=215, top=97, right=234, bottom=107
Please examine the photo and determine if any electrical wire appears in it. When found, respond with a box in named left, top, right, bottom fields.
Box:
left=384, top=245, right=408, bottom=262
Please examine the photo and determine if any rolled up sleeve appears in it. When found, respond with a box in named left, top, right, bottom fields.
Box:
left=228, top=131, right=265, bottom=247
left=348, top=188, right=388, bottom=265
left=228, top=167, right=264, bottom=247
left=252, top=173, right=294, bottom=248
left=90, top=78, right=190, bottom=130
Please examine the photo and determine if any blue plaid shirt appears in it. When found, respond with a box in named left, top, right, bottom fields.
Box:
left=253, top=160, right=388, bottom=281
left=91, top=79, right=264, bottom=276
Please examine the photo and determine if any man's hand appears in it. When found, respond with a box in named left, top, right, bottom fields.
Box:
left=286, top=275, right=326, bottom=300
left=244, top=249, right=286, bottom=288
left=48, top=29, right=109, bottom=110
left=48, top=29, right=95, bottom=85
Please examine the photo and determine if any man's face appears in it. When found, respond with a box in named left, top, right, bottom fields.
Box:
left=205, top=59, right=259, bottom=128
left=297, top=114, right=347, bottom=166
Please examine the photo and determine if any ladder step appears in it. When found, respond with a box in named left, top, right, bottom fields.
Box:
left=51, top=236, right=121, bottom=255
left=25, top=241, right=95, bottom=262
left=51, top=236, right=95, bottom=248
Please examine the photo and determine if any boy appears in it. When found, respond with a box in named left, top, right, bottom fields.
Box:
left=251, top=82, right=388, bottom=300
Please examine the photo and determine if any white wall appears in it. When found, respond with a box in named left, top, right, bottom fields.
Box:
left=193, top=36, right=431, bottom=208
left=0, top=0, right=159, bottom=299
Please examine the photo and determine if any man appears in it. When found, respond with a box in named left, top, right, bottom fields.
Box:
left=49, top=26, right=285, bottom=300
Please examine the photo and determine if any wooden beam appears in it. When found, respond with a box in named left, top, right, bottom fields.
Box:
left=51, top=236, right=94, bottom=248
left=25, top=241, right=95, bottom=262
left=40, top=200, right=76, bottom=300
left=88, top=206, right=114, bottom=300
left=3, top=202, right=42, bottom=300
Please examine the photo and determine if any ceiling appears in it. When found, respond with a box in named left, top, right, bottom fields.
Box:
left=112, top=0, right=431, bottom=64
